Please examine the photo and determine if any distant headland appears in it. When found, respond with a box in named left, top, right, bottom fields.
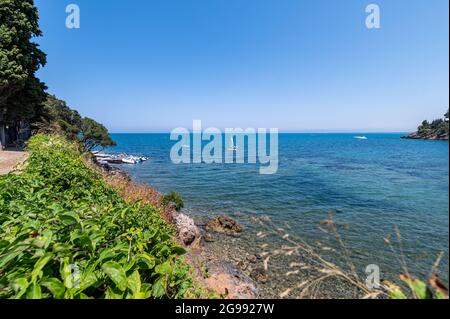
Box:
left=402, top=110, right=449, bottom=141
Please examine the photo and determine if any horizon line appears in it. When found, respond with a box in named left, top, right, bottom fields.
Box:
left=109, top=130, right=411, bottom=134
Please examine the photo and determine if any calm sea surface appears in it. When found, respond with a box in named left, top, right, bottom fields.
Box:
left=108, top=133, right=449, bottom=294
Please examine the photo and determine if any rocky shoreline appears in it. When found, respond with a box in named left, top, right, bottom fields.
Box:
left=170, top=211, right=260, bottom=298
left=92, top=158, right=384, bottom=299
left=401, top=132, right=449, bottom=141
left=93, top=159, right=260, bottom=299
left=401, top=111, right=449, bottom=141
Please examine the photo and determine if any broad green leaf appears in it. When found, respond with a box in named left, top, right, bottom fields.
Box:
left=31, top=253, right=54, bottom=282
left=152, top=278, right=166, bottom=298
left=41, top=278, right=65, bottom=299
left=102, top=261, right=128, bottom=291
left=105, top=286, right=124, bottom=299
left=155, top=261, right=173, bottom=275
left=53, top=243, right=72, bottom=253
left=127, top=270, right=141, bottom=296
left=77, top=271, right=99, bottom=292
left=26, top=283, right=42, bottom=299
left=11, top=278, right=29, bottom=299
left=59, top=212, right=81, bottom=226
left=140, top=283, right=152, bottom=299
left=136, top=253, right=156, bottom=270
left=0, top=240, right=10, bottom=251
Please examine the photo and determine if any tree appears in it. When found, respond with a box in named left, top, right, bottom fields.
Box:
left=0, top=0, right=47, bottom=113
left=80, top=117, right=116, bottom=151
left=35, top=95, right=116, bottom=152
left=38, top=95, right=83, bottom=139
left=5, top=76, right=47, bottom=123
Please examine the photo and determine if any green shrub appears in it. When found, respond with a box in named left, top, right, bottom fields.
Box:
left=162, top=192, right=184, bottom=212
left=0, top=134, right=196, bottom=299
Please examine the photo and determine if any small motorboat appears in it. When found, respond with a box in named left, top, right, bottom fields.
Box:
left=354, top=136, right=368, bottom=140
left=122, top=155, right=149, bottom=164
left=122, top=157, right=137, bottom=164
left=93, top=152, right=113, bottom=158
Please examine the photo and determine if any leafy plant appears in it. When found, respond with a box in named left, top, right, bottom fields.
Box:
left=0, top=134, right=197, bottom=299
left=162, top=192, right=184, bottom=212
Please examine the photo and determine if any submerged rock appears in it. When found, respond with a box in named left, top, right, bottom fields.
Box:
left=206, top=262, right=259, bottom=299
left=174, top=212, right=201, bottom=246
left=203, top=232, right=215, bottom=242
left=206, top=215, right=243, bottom=236
left=320, top=219, right=334, bottom=226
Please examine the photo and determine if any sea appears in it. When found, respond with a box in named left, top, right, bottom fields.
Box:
left=107, top=133, right=449, bottom=297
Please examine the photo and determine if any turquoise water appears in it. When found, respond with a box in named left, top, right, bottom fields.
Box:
left=109, top=133, right=449, bottom=286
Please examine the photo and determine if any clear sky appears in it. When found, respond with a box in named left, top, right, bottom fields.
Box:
left=34, top=0, right=449, bottom=133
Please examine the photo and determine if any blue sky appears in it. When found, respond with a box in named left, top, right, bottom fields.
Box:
left=34, top=0, right=449, bottom=132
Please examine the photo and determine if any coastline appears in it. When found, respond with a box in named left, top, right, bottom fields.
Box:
left=92, top=159, right=373, bottom=299
left=3, top=135, right=447, bottom=299
left=401, top=133, right=449, bottom=141
left=100, top=133, right=450, bottom=298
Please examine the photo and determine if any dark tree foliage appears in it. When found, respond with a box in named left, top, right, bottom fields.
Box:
left=38, top=95, right=116, bottom=151
left=415, top=110, right=449, bottom=139
left=1, top=1, right=115, bottom=150
left=38, top=94, right=83, bottom=140
left=80, top=117, right=116, bottom=151
left=0, top=0, right=47, bottom=119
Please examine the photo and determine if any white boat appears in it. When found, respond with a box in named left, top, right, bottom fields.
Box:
left=122, top=155, right=149, bottom=164
left=122, top=157, right=137, bottom=164
left=228, top=138, right=238, bottom=151
left=354, top=136, right=368, bottom=140
left=93, top=152, right=113, bottom=158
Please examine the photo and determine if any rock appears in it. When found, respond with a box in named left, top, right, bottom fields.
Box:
left=167, top=202, right=178, bottom=212
left=246, top=255, right=257, bottom=264
left=205, top=262, right=259, bottom=299
left=249, top=268, right=269, bottom=284
left=174, top=212, right=201, bottom=246
left=203, top=232, right=215, bottom=242
left=236, top=260, right=248, bottom=270
left=206, top=215, right=243, bottom=236
left=190, top=236, right=203, bottom=250
left=320, top=219, right=334, bottom=226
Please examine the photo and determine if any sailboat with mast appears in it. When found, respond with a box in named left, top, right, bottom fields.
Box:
left=228, top=137, right=238, bottom=151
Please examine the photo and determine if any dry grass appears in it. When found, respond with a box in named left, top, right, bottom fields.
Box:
left=250, top=211, right=448, bottom=299
left=86, top=157, right=174, bottom=223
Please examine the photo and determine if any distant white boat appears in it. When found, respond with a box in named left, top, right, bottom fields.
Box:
left=354, top=136, right=368, bottom=140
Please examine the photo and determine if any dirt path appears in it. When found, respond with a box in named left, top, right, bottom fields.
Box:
left=0, top=150, right=28, bottom=175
